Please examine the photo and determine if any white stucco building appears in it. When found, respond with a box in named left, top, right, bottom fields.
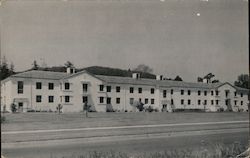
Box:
left=1, top=69, right=249, bottom=113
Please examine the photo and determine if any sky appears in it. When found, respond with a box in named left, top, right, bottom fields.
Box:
left=0, top=0, right=248, bottom=82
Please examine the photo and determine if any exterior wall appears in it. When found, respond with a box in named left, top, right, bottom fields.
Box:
left=1, top=78, right=61, bottom=112
left=1, top=72, right=249, bottom=113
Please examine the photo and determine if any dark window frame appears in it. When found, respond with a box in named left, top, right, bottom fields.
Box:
left=48, top=83, right=54, bottom=90
left=36, top=82, right=42, bottom=89
left=48, top=96, right=54, bottom=103
left=17, top=81, right=24, bottom=94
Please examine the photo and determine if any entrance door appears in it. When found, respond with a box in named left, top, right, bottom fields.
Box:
left=18, top=102, right=23, bottom=112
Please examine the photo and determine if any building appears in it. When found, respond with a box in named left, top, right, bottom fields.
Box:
left=1, top=68, right=249, bottom=113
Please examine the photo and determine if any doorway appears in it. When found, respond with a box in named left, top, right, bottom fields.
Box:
left=18, top=102, right=23, bottom=112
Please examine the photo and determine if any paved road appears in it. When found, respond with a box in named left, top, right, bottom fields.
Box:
left=2, top=121, right=249, bottom=158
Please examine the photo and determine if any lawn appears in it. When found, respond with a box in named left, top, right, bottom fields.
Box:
left=1, top=112, right=248, bottom=131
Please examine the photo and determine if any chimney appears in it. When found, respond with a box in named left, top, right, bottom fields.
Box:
left=132, top=73, right=140, bottom=79
left=156, top=75, right=163, bottom=80
left=66, top=67, right=75, bottom=74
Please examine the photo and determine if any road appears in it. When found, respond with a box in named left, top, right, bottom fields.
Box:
left=1, top=120, right=249, bottom=158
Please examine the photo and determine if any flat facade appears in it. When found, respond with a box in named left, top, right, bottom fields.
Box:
left=1, top=69, right=249, bottom=113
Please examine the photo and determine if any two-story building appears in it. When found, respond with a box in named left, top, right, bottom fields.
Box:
left=1, top=68, right=249, bottom=113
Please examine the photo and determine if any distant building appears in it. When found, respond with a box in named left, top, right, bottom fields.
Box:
left=1, top=69, right=249, bottom=113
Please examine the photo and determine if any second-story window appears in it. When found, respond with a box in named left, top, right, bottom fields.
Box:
left=188, top=90, right=191, bottom=95
left=241, top=93, right=243, bottom=97
left=171, top=89, right=173, bottom=95
left=216, top=100, right=219, bottom=105
left=36, top=95, right=42, bottom=103
left=48, top=83, right=54, bottom=90
left=99, top=97, right=104, bottom=103
left=130, top=87, right=134, bottom=93
left=99, top=85, right=104, bottom=91
left=151, top=88, right=155, bottom=94
left=107, top=86, right=111, bottom=92
left=107, top=97, right=111, bottom=104
left=48, top=96, right=54, bottom=103
left=17, top=81, right=24, bottom=94
left=163, top=90, right=167, bottom=98
left=65, top=82, right=70, bottom=90
left=211, top=91, right=214, bottom=96
left=82, top=96, right=88, bottom=103
left=181, top=90, right=184, bottom=95
left=216, top=90, right=219, bottom=96
left=138, top=88, right=142, bottom=93
left=82, top=84, right=88, bottom=92
left=116, top=98, right=120, bottom=104
left=234, top=92, right=237, bottom=97
left=116, top=86, right=120, bottom=92
left=151, top=99, right=155, bottom=104
left=36, top=82, right=42, bottom=89
left=234, top=100, right=237, bottom=105
left=204, top=91, right=207, bottom=96
left=198, top=90, right=201, bottom=96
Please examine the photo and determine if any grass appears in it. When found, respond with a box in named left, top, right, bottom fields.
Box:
left=2, top=112, right=248, bottom=131
left=51, top=142, right=248, bottom=158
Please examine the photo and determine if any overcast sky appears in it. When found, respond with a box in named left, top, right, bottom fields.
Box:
left=0, top=0, right=248, bottom=82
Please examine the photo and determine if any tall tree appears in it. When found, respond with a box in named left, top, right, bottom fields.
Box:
left=64, top=61, right=74, bottom=68
left=174, top=75, right=183, bottom=81
left=32, top=60, right=39, bottom=70
left=234, top=74, right=249, bottom=89
left=0, top=57, right=15, bottom=80
left=133, top=64, right=153, bottom=73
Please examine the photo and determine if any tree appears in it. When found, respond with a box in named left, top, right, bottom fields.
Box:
left=56, top=104, right=63, bottom=114
left=203, top=73, right=215, bottom=83
left=133, top=64, right=153, bottom=73
left=64, top=61, right=74, bottom=68
left=212, top=80, right=219, bottom=83
left=0, top=56, right=15, bottom=80
left=197, top=77, right=203, bottom=82
left=174, top=75, right=183, bottom=81
left=234, top=74, right=249, bottom=89
left=32, top=60, right=39, bottom=70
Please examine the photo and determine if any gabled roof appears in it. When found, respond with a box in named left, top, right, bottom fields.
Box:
left=96, top=75, right=224, bottom=89
left=9, top=70, right=70, bottom=80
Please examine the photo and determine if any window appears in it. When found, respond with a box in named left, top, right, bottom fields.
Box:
left=116, top=86, right=120, bottom=92
left=82, top=84, right=88, bottom=92
left=216, top=90, right=219, bottom=96
left=181, top=90, right=184, bottom=95
left=99, top=85, right=104, bottom=91
left=48, top=83, right=54, bottom=90
left=129, top=98, right=134, bottom=104
left=234, top=100, right=237, bottom=106
left=145, top=98, right=148, bottom=104
left=36, top=82, right=42, bottom=89
left=65, top=96, right=70, bottom=103
left=225, top=100, right=229, bottom=106
left=151, top=99, right=155, bottom=104
left=48, top=96, right=54, bottom=103
left=65, top=83, right=70, bottom=90
left=171, top=99, right=174, bottom=105
left=198, top=100, right=201, bottom=105
left=204, top=100, right=207, bottom=105
left=188, top=90, right=191, bottom=95
left=163, top=90, right=167, bottom=98
left=151, top=88, right=155, bottom=94
left=107, top=86, right=111, bottom=92
left=241, top=93, right=243, bottom=97
left=171, top=89, right=173, bottom=95
left=198, top=91, right=201, bottom=96
left=188, top=99, right=191, bottom=105
left=216, top=100, right=219, bottom=105
left=116, top=98, right=120, bottom=104
left=99, top=97, right=104, bottom=103
left=82, top=96, right=88, bottom=103
left=139, top=98, right=142, bottom=102
left=17, top=81, right=23, bottom=94
left=138, top=88, right=142, bottom=93
left=211, top=91, right=214, bottom=96
left=204, top=91, right=207, bottom=96
left=234, top=92, right=237, bottom=97
left=130, top=87, right=134, bottom=93
left=211, top=100, right=214, bottom=105
left=225, top=91, right=229, bottom=97
left=107, top=97, right=111, bottom=104
left=181, top=99, right=184, bottom=105
left=241, top=101, right=243, bottom=105
left=36, top=95, right=42, bottom=103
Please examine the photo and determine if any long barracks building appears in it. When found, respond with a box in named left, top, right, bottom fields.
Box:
left=1, top=68, right=249, bottom=113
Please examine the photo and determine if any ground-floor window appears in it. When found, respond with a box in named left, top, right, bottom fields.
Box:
left=188, top=100, right=191, bottom=105
left=204, top=100, right=207, bottom=105
left=145, top=98, right=148, bottom=104
left=181, top=99, right=184, bottom=105
left=36, top=95, right=42, bottom=103
left=82, top=96, right=88, bottom=103
left=234, top=100, right=237, bottom=106
left=129, top=98, right=134, bottom=104
left=151, top=99, right=154, bottom=104
left=99, top=97, right=104, bottom=103
left=241, top=101, right=243, bottom=105
left=211, top=100, right=214, bottom=105
left=198, top=100, right=201, bottom=105
left=116, top=98, right=120, bottom=104
left=216, top=100, right=219, bottom=105
left=107, top=97, right=111, bottom=104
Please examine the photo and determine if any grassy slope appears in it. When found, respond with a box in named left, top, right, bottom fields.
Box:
left=1, top=112, right=248, bottom=131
